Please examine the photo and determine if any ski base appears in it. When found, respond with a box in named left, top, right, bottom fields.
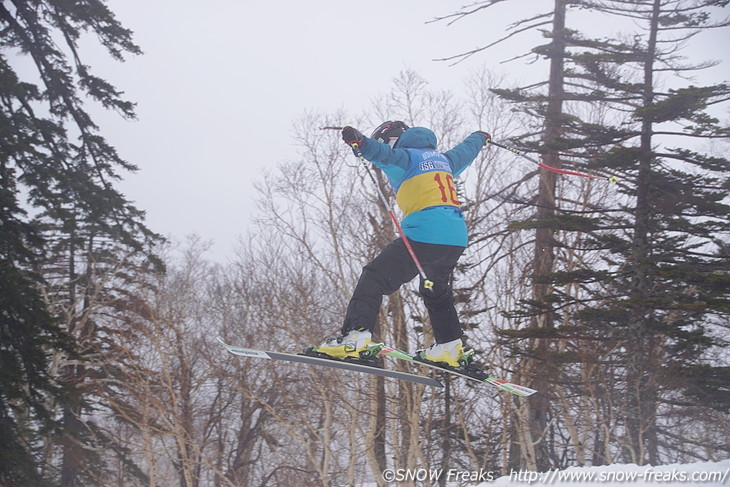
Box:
left=216, top=337, right=443, bottom=388
left=378, top=346, right=538, bottom=397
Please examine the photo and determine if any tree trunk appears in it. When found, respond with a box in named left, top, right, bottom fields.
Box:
left=624, top=0, right=661, bottom=466
left=521, top=0, right=567, bottom=471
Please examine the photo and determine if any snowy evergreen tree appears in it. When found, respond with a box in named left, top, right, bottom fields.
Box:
left=1, top=0, right=159, bottom=484
left=560, top=0, right=730, bottom=465
left=435, top=0, right=729, bottom=469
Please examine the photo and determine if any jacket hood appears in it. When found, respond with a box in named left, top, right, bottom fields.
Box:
left=396, top=127, right=437, bottom=149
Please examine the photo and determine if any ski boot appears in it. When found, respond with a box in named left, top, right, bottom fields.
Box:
left=303, top=329, right=384, bottom=367
left=415, top=339, right=488, bottom=380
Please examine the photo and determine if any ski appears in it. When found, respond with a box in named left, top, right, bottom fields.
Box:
left=378, top=345, right=538, bottom=397
left=216, top=337, right=443, bottom=388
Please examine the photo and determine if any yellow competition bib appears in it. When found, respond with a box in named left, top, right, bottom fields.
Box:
left=396, top=170, right=460, bottom=216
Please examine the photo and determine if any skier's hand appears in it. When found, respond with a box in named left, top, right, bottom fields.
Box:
left=475, top=131, right=492, bottom=146
left=342, top=126, right=365, bottom=148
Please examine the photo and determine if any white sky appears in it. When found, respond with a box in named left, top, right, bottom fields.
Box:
left=80, top=0, right=728, bottom=261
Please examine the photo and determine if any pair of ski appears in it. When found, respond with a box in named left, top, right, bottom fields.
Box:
left=216, top=337, right=537, bottom=397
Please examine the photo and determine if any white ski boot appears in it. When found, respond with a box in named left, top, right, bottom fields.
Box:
left=305, top=329, right=382, bottom=363
left=416, top=338, right=487, bottom=379
left=416, top=338, right=466, bottom=367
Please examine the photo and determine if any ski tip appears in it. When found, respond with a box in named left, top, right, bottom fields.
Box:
left=493, top=381, right=538, bottom=397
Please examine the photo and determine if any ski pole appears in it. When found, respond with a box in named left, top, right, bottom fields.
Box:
left=350, top=142, right=435, bottom=290
left=489, top=140, right=618, bottom=184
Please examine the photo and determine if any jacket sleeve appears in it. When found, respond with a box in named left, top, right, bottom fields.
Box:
left=358, top=137, right=411, bottom=172
left=443, top=132, right=486, bottom=177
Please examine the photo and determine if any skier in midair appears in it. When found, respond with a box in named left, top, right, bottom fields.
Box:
left=306, top=121, right=491, bottom=371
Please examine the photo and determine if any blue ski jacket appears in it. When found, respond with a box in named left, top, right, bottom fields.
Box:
left=357, top=127, right=486, bottom=247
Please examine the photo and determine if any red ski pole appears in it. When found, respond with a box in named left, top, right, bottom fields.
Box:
left=489, top=140, right=618, bottom=184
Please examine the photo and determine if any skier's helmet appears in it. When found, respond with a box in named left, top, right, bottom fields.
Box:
left=370, top=121, right=410, bottom=148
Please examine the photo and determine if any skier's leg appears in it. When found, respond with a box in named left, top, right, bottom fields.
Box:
left=420, top=279, right=462, bottom=343
left=411, top=242, right=472, bottom=367
left=341, top=238, right=418, bottom=334
left=413, top=241, right=465, bottom=343
left=306, top=238, right=419, bottom=360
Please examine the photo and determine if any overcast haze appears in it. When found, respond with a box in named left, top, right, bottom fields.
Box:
left=79, top=1, right=729, bottom=260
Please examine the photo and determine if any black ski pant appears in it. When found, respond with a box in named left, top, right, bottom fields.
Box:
left=342, top=238, right=465, bottom=344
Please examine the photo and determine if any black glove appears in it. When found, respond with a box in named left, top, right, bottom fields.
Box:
left=475, top=131, right=492, bottom=146
left=342, top=126, right=365, bottom=148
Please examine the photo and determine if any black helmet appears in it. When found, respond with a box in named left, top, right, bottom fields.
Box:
left=370, top=120, right=409, bottom=148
